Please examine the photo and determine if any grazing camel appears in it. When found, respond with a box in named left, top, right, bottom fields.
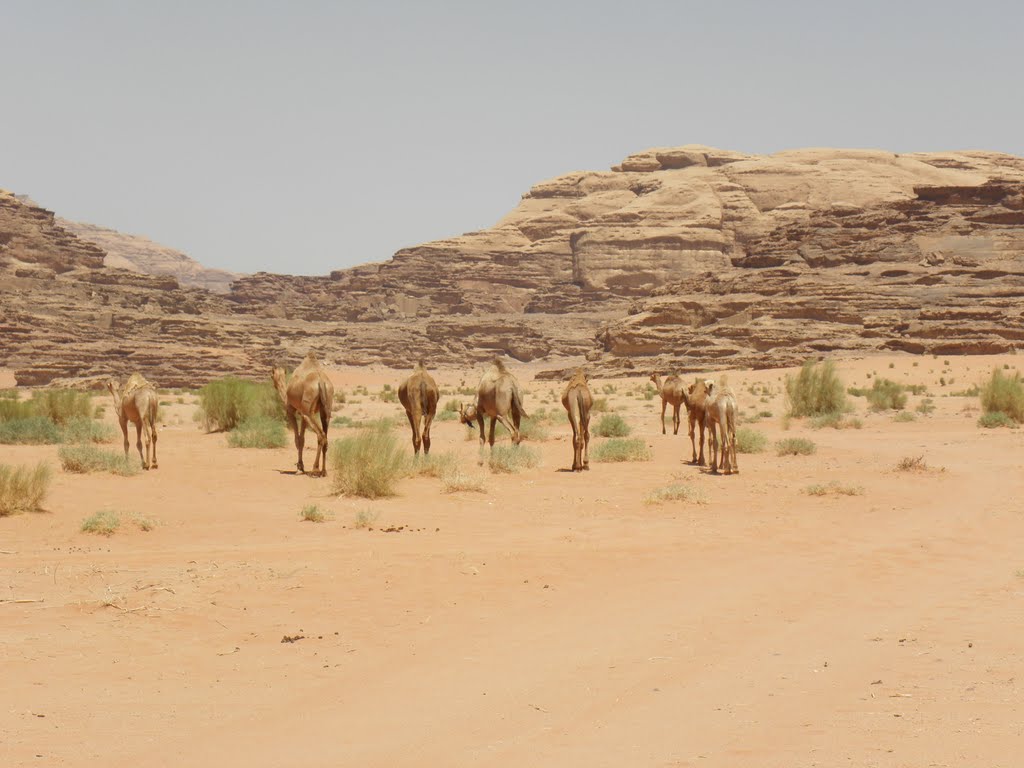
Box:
left=459, top=359, right=528, bottom=457
left=271, top=352, right=334, bottom=477
left=650, top=372, right=686, bottom=436
left=107, top=373, right=159, bottom=470
left=398, top=361, right=439, bottom=456
left=703, top=382, right=738, bottom=475
left=561, top=368, right=593, bottom=472
left=681, top=378, right=712, bottom=466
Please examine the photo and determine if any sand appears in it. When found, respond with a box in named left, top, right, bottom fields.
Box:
left=2, top=354, right=1023, bottom=766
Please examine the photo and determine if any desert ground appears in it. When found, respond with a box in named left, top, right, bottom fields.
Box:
left=2, top=354, right=1023, bottom=767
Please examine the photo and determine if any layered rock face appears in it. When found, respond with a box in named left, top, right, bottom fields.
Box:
left=2, top=145, right=1024, bottom=388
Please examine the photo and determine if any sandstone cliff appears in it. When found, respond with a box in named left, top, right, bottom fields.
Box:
left=2, top=145, right=1024, bottom=388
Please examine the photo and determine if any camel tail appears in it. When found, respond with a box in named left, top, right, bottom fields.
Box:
left=318, top=379, right=331, bottom=433
left=511, top=384, right=529, bottom=421
left=419, top=378, right=429, bottom=414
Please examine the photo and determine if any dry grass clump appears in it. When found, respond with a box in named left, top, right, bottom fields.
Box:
left=0, top=416, right=62, bottom=444
left=895, top=455, right=929, bottom=472
left=979, top=368, right=1024, bottom=425
left=776, top=437, right=817, bottom=456
left=441, top=468, right=488, bottom=494
left=735, top=427, right=768, bottom=454
left=407, top=451, right=458, bottom=478
left=227, top=416, right=288, bottom=448
left=892, top=411, right=916, bottom=423
left=330, top=422, right=408, bottom=499
left=29, top=389, right=93, bottom=425
left=299, top=504, right=325, bottom=523
left=978, top=411, right=1017, bottom=429
left=488, top=445, right=541, bottom=474
left=595, top=413, right=631, bottom=437
left=197, top=377, right=283, bottom=432
left=591, top=438, right=652, bottom=462
left=80, top=509, right=155, bottom=536
left=60, top=416, right=118, bottom=444
left=58, top=445, right=140, bottom=476
left=809, top=412, right=863, bottom=430
left=644, top=483, right=708, bottom=505
left=865, top=379, right=908, bottom=411
left=804, top=481, right=864, bottom=496
left=785, top=360, right=847, bottom=417
left=0, top=462, right=52, bottom=516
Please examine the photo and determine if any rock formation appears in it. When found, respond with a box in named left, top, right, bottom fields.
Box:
left=2, top=145, right=1024, bottom=388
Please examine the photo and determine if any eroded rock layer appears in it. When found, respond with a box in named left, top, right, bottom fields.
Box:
left=3, top=145, right=1024, bottom=387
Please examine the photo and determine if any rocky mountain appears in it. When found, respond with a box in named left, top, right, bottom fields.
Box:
left=2, top=145, right=1024, bottom=388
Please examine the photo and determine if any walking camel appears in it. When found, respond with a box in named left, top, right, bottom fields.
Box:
left=398, top=361, right=439, bottom=456
left=703, top=381, right=738, bottom=475
left=681, top=378, right=712, bottom=466
left=459, top=359, right=528, bottom=459
left=107, top=373, right=159, bottom=470
left=650, top=372, right=686, bottom=435
left=271, top=352, right=334, bottom=477
left=561, top=368, right=593, bottom=472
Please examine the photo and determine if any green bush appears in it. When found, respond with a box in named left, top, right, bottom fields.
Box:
left=58, top=445, right=140, bottom=476
left=866, top=379, right=907, bottom=411
left=595, top=413, right=631, bottom=438
left=0, top=462, right=52, bottom=516
left=330, top=422, right=408, bottom=498
left=591, top=398, right=610, bottom=413
left=81, top=510, right=121, bottom=536
left=29, top=389, right=93, bottom=425
left=299, top=505, right=325, bottom=523
left=892, top=411, right=916, bottom=423
left=197, top=378, right=283, bottom=432
left=809, top=413, right=863, bottom=429
left=978, top=411, right=1017, bottom=429
left=0, top=399, right=36, bottom=422
left=786, top=360, right=847, bottom=417
left=407, top=451, right=458, bottom=478
left=488, top=445, right=541, bottom=474
left=916, top=398, right=936, bottom=415
left=60, top=416, right=118, bottom=444
left=0, top=416, right=61, bottom=445
left=591, top=438, right=651, bottom=463
left=980, top=369, right=1024, bottom=423
left=228, top=416, right=288, bottom=448
left=776, top=437, right=817, bottom=456
left=644, top=483, right=707, bottom=505
left=735, top=427, right=768, bottom=453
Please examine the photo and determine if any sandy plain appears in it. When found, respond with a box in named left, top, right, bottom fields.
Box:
left=1, top=354, right=1023, bottom=767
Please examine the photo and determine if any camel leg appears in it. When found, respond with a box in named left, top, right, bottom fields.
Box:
left=687, top=413, right=697, bottom=464
left=119, top=416, right=130, bottom=460
left=582, top=415, right=590, bottom=470
left=149, top=419, right=158, bottom=469
left=141, top=420, right=153, bottom=471
left=697, top=417, right=706, bottom=466
left=422, top=412, right=434, bottom=456
left=300, top=413, right=327, bottom=476
left=294, top=415, right=306, bottom=474
left=672, top=404, right=681, bottom=435
left=405, top=409, right=421, bottom=455
left=569, top=415, right=581, bottom=471
left=134, top=420, right=145, bottom=469
left=660, top=399, right=667, bottom=435
left=708, top=423, right=719, bottom=474
left=488, top=417, right=497, bottom=447
left=476, top=414, right=486, bottom=465
left=494, top=413, right=520, bottom=445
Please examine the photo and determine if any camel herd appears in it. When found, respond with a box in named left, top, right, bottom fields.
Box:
left=106, top=356, right=740, bottom=478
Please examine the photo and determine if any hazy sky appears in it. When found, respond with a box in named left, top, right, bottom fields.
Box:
left=3, top=1, right=1022, bottom=275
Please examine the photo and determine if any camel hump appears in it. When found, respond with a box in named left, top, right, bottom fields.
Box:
left=567, top=368, right=588, bottom=387
left=414, top=359, right=426, bottom=371
left=305, top=351, right=319, bottom=363
left=491, top=358, right=508, bottom=373
left=123, top=372, right=153, bottom=396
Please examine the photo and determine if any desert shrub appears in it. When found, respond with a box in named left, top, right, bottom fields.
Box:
left=905, top=384, right=928, bottom=396
left=804, top=481, right=863, bottom=496
left=644, top=483, right=707, bottom=505
left=758, top=410, right=773, bottom=418
left=785, top=360, right=847, bottom=417
left=980, top=368, right=1024, bottom=423
left=379, top=385, right=398, bottom=404
left=299, top=505, right=325, bottom=523
left=435, top=409, right=458, bottom=422
left=228, top=416, right=288, bottom=448
left=808, top=412, right=865, bottom=430
left=441, top=469, right=488, bottom=493
left=977, top=411, right=1017, bottom=429
left=488, top=445, right=541, bottom=474
left=29, top=389, right=92, bottom=425
left=60, top=416, right=117, bottom=444
left=0, top=389, right=20, bottom=400
left=442, top=399, right=461, bottom=413
left=591, top=397, right=610, bottom=413
left=0, top=462, right=52, bottom=516
left=331, top=422, right=408, bottom=499
left=776, top=437, right=816, bottom=456
left=595, top=413, right=631, bottom=438
left=591, top=438, right=651, bottom=462
left=197, top=377, right=283, bottom=432
left=892, top=411, right=916, bottom=423
left=866, top=379, right=907, bottom=411
left=0, top=416, right=62, bottom=445
left=493, top=416, right=549, bottom=442
left=331, top=415, right=356, bottom=428
left=58, top=445, right=140, bottom=476
left=895, top=455, right=928, bottom=472
left=916, top=398, right=936, bottom=415
left=735, top=427, right=768, bottom=454
left=81, top=510, right=121, bottom=536
left=407, top=451, right=458, bottom=479
left=0, top=399, right=36, bottom=422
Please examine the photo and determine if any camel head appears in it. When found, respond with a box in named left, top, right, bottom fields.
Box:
left=270, top=367, right=290, bottom=401
left=458, top=403, right=478, bottom=426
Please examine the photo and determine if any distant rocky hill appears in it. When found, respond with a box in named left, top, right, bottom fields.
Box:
left=2, top=145, right=1024, bottom=388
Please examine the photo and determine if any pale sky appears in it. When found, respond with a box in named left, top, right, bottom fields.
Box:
left=3, top=1, right=1022, bottom=275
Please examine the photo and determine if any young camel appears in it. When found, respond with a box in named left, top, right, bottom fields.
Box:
left=681, top=378, right=712, bottom=466
left=561, top=368, right=593, bottom=472
left=398, top=361, right=439, bottom=456
left=650, top=372, right=686, bottom=436
left=703, top=382, right=738, bottom=475
left=107, top=373, right=159, bottom=470
left=459, top=359, right=528, bottom=460
left=271, top=352, right=334, bottom=477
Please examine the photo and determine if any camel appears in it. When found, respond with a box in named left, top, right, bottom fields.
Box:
left=703, top=381, right=738, bottom=475
left=398, top=361, right=439, bottom=456
left=107, top=373, right=159, bottom=470
left=650, top=372, right=686, bottom=436
left=271, top=352, right=334, bottom=477
left=680, top=377, right=712, bottom=466
left=459, top=359, right=528, bottom=457
left=561, top=368, right=593, bottom=472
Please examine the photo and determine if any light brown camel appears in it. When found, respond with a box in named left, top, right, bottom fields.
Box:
left=703, top=382, right=738, bottom=475
left=681, top=378, right=712, bottom=466
left=650, top=372, right=686, bottom=436
left=271, top=352, right=334, bottom=477
left=398, top=361, right=439, bottom=456
left=561, top=368, right=593, bottom=472
left=107, top=373, right=158, bottom=470
left=459, top=359, right=528, bottom=457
